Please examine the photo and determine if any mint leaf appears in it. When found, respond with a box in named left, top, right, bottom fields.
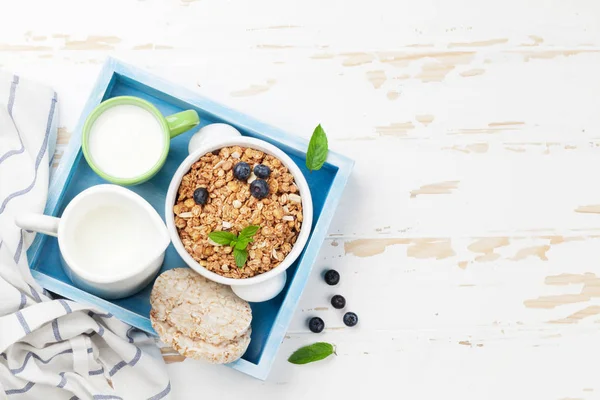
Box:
left=209, top=225, right=258, bottom=253
left=305, top=124, right=328, bottom=172
left=238, top=225, right=259, bottom=242
left=288, top=342, right=335, bottom=365
left=208, top=231, right=237, bottom=246
left=233, top=248, right=248, bottom=268
left=235, top=239, right=250, bottom=250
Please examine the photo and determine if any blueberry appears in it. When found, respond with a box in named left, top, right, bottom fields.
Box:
left=331, top=295, right=346, bottom=309
left=343, top=312, right=358, bottom=327
left=308, top=317, right=325, bottom=333
left=250, top=179, right=270, bottom=199
left=233, top=162, right=251, bottom=181
left=193, top=187, right=209, bottom=205
left=254, top=164, right=271, bottom=179
left=324, top=269, right=340, bottom=286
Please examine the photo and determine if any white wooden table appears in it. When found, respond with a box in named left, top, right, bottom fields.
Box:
left=3, top=0, right=600, bottom=398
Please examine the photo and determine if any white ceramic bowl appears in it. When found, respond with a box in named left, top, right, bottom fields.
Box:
left=165, top=131, right=313, bottom=302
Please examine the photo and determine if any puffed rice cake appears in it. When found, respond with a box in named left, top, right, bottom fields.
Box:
left=153, top=319, right=251, bottom=364
left=150, top=268, right=252, bottom=363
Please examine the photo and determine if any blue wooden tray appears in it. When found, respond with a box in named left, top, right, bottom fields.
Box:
left=27, top=58, right=353, bottom=380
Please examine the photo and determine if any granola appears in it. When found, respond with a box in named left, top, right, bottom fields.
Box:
left=174, top=146, right=303, bottom=278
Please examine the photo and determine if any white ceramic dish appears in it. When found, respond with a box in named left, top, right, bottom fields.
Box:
left=165, top=124, right=313, bottom=302
left=16, top=185, right=170, bottom=299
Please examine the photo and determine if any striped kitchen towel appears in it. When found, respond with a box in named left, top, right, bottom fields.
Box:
left=0, top=72, right=171, bottom=399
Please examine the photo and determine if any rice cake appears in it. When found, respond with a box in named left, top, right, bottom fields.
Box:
left=150, top=268, right=252, bottom=364
left=153, top=318, right=251, bottom=364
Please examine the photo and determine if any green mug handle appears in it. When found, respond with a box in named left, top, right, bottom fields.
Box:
left=165, top=110, right=200, bottom=138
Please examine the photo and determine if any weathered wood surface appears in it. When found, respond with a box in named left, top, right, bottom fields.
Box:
left=3, top=0, right=600, bottom=398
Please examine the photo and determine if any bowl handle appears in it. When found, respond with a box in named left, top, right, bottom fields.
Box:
left=231, top=272, right=287, bottom=303
left=188, top=123, right=242, bottom=154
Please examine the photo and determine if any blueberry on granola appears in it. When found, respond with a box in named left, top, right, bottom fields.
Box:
left=343, top=312, right=358, bottom=327
left=233, top=162, right=251, bottom=181
left=253, top=164, right=271, bottom=179
left=324, top=269, right=340, bottom=286
left=331, top=295, right=346, bottom=309
left=193, top=187, right=209, bottom=205
left=308, top=317, right=325, bottom=333
left=250, top=179, right=269, bottom=199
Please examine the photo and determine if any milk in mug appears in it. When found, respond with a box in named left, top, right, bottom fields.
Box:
left=88, top=105, right=165, bottom=179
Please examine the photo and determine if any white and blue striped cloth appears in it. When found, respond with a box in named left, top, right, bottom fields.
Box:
left=0, top=72, right=172, bottom=399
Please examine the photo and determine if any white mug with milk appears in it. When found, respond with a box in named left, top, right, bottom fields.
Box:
left=15, top=185, right=170, bottom=299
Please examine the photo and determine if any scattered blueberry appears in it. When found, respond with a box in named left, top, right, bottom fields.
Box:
left=233, top=162, right=251, bottom=181
left=331, top=295, right=346, bottom=309
left=343, top=312, right=358, bottom=327
left=308, top=317, right=325, bottom=333
left=193, top=187, right=209, bottom=205
left=254, top=164, right=271, bottom=179
left=250, top=179, right=270, bottom=199
left=324, top=269, right=340, bottom=286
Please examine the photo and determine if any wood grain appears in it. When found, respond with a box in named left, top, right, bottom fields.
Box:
left=7, top=0, right=600, bottom=397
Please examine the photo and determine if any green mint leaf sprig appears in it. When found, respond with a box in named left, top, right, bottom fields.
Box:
left=233, top=248, right=248, bottom=267
left=306, top=124, right=328, bottom=172
left=208, top=225, right=259, bottom=268
left=288, top=342, right=336, bottom=365
left=238, top=225, right=259, bottom=241
left=208, top=231, right=237, bottom=246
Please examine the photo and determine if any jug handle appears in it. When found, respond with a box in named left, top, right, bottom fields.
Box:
left=15, top=213, right=60, bottom=237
